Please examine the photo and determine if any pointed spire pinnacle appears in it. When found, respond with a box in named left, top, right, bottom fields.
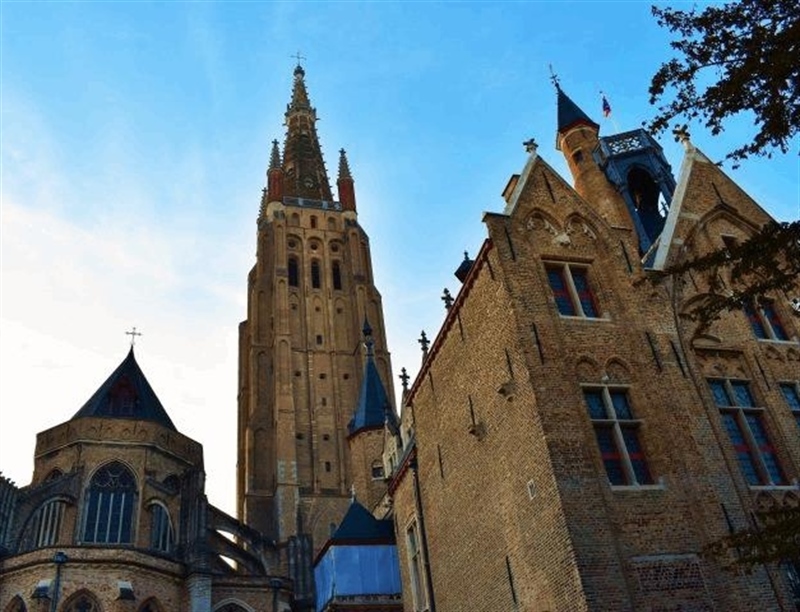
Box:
left=557, top=86, right=599, bottom=135
left=269, top=139, right=281, bottom=170
left=281, top=64, right=334, bottom=201
left=289, top=62, right=311, bottom=112
left=337, top=148, right=357, bottom=212
left=338, top=149, right=352, bottom=180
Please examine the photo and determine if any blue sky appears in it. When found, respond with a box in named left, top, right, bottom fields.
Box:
left=2, top=1, right=798, bottom=514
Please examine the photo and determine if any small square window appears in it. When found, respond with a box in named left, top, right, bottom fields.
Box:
left=324, top=461, right=332, bottom=473
left=316, top=335, right=323, bottom=345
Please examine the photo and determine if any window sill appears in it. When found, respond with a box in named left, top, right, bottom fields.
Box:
left=558, top=315, right=612, bottom=323
left=610, top=482, right=666, bottom=492
left=749, top=484, right=799, bottom=491
left=756, top=338, right=799, bottom=345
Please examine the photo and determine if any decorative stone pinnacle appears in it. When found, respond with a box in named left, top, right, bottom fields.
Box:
left=399, top=367, right=410, bottom=391
left=418, top=330, right=430, bottom=353
left=672, top=125, right=692, bottom=150
left=442, top=288, right=454, bottom=310
left=523, top=138, right=538, bottom=154
left=269, top=139, right=281, bottom=170
left=338, top=148, right=352, bottom=180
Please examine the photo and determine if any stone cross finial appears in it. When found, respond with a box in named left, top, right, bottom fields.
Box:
left=125, top=327, right=142, bottom=347
left=399, top=367, right=410, bottom=391
left=672, top=125, right=692, bottom=150
left=523, top=138, right=538, bottom=154
left=442, top=288, right=454, bottom=310
left=418, top=330, right=430, bottom=354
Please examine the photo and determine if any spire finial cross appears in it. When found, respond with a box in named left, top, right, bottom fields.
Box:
left=125, top=326, right=142, bottom=348
left=548, top=64, right=560, bottom=90
left=291, top=51, right=306, bottom=67
left=441, top=288, right=454, bottom=310
left=399, top=367, right=410, bottom=391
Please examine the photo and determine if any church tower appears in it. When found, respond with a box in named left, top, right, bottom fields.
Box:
left=237, top=63, right=394, bottom=569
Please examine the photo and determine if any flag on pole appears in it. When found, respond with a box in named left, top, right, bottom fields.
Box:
left=601, top=93, right=612, bottom=118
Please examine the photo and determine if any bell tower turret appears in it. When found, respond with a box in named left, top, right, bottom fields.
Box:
left=555, top=84, right=629, bottom=228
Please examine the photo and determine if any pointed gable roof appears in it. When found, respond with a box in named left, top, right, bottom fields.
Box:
left=71, top=348, right=177, bottom=431
left=557, top=86, right=599, bottom=136
left=331, top=500, right=395, bottom=543
left=651, top=139, right=775, bottom=270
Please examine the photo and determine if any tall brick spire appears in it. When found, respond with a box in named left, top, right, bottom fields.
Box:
left=281, top=64, right=334, bottom=201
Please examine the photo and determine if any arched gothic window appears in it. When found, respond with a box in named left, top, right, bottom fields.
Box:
left=139, top=597, right=164, bottom=612
left=4, top=595, right=26, bottom=612
left=288, top=257, right=299, bottom=287
left=62, top=591, right=101, bottom=612
left=82, top=462, right=136, bottom=544
left=149, top=502, right=174, bottom=552
left=23, top=498, right=66, bottom=550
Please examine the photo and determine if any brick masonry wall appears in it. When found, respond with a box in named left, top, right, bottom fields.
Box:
left=400, top=151, right=798, bottom=611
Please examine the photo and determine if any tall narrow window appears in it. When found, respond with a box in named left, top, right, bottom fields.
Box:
left=779, top=382, right=800, bottom=429
left=545, top=263, right=599, bottom=318
left=82, top=462, right=137, bottom=544
left=288, top=257, right=299, bottom=287
left=311, top=260, right=321, bottom=289
left=583, top=387, right=652, bottom=486
left=745, top=302, right=789, bottom=341
left=708, top=379, right=786, bottom=486
left=332, top=261, right=342, bottom=290
left=149, top=502, right=174, bottom=553
left=24, top=498, right=66, bottom=550
left=406, top=519, right=428, bottom=611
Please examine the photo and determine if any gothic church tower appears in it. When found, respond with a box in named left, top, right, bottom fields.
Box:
left=237, top=64, right=394, bottom=563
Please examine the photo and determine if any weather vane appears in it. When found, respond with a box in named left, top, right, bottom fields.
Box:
left=125, top=327, right=142, bottom=347
left=549, top=64, right=560, bottom=89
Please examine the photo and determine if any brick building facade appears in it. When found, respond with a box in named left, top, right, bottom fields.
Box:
left=383, top=86, right=800, bottom=611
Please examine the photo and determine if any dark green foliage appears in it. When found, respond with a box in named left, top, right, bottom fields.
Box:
left=651, top=221, right=800, bottom=332
left=703, top=505, right=800, bottom=570
left=648, top=0, right=800, bottom=165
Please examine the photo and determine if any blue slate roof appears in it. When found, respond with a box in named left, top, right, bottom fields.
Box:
left=348, top=354, right=397, bottom=436
left=71, top=348, right=177, bottom=431
left=332, top=501, right=395, bottom=543
left=557, top=86, right=599, bottom=133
